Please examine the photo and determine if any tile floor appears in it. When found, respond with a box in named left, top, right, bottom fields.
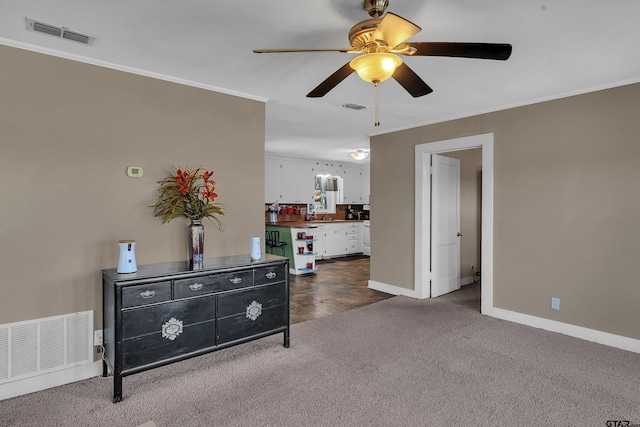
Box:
left=289, top=255, right=394, bottom=324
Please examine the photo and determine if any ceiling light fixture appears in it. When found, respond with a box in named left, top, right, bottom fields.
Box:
left=349, top=52, right=403, bottom=126
left=349, top=52, right=403, bottom=84
left=350, top=149, right=370, bottom=160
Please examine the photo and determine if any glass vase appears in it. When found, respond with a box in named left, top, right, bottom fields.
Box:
left=188, top=219, right=204, bottom=270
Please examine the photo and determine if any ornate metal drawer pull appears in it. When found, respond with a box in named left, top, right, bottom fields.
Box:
left=266, top=272, right=277, bottom=279
left=230, top=277, right=242, bottom=285
left=161, top=317, right=183, bottom=341
left=140, top=290, right=156, bottom=299
left=246, top=301, right=262, bottom=321
left=189, top=283, right=203, bottom=291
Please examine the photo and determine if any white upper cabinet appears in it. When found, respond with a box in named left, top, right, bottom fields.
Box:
left=266, top=156, right=370, bottom=205
left=265, top=156, right=282, bottom=203
left=281, top=159, right=315, bottom=204
left=265, top=156, right=315, bottom=204
left=341, top=165, right=363, bottom=204
left=361, top=166, right=370, bottom=204
left=311, top=161, right=343, bottom=176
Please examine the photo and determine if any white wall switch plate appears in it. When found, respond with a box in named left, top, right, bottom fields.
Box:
left=551, top=297, right=560, bottom=310
left=94, top=329, right=103, bottom=346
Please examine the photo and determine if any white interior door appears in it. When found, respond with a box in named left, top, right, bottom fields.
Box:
left=431, top=154, right=461, bottom=297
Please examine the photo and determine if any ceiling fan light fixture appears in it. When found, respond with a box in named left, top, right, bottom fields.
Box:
left=350, top=149, right=370, bottom=160
left=349, top=52, right=403, bottom=84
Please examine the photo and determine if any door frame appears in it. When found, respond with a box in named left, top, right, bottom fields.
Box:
left=414, top=133, right=493, bottom=314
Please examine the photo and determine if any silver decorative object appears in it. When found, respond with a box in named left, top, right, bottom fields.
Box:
left=188, top=219, right=204, bottom=270
left=161, top=317, right=184, bottom=341
left=140, top=290, right=156, bottom=299
left=246, top=301, right=262, bottom=321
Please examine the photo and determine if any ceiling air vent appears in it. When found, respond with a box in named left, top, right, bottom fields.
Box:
left=342, top=103, right=367, bottom=110
left=26, top=18, right=96, bottom=45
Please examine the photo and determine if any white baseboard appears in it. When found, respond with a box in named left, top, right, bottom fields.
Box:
left=461, top=276, right=475, bottom=286
left=369, top=279, right=640, bottom=354
left=486, top=307, right=640, bottom=354
left=0, top=360, right=102, bottom=401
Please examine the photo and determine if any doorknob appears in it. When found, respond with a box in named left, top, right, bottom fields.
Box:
left=457, top=232, right=463, bottom=237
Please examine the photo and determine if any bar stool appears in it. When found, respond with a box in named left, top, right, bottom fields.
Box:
left=265, top=230, right=287, bottom=256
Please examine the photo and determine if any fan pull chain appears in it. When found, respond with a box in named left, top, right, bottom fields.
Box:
left=374, top=81, right=381, bottom=126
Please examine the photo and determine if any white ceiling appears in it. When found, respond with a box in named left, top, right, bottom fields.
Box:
left=2, top=1, right=640, bottom=165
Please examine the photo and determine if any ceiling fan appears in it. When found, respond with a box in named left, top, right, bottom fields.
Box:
left=254, top=0, right=512, bottom=125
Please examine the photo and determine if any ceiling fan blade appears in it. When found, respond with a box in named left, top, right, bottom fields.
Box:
left=253, top=48, right=355, bottom=53
left=372, top=12, right=421, bottom=49
left=408, top=42, right=512, bottom=60
left=307, top=62, right=355, bottom=98
left=392, top=63, right=433, bottom=98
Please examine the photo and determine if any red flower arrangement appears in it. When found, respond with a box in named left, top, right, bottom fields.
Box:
left=152, top=166, right=224, bottom=230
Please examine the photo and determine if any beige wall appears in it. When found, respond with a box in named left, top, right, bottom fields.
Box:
left=0, top=45, right=266, bottom=330
left=371, top=83, right=640, bottom=340
left=442, top=149, right=482, bottom=281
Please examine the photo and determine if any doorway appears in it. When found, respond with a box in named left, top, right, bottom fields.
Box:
left=289, top=255, right=391, bottom=323
left=414, top=133, right=493, bottom=314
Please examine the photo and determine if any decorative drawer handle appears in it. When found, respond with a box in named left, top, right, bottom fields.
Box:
left=266, top=272, right=277, bottom=280
left=140, top=290, right=156, bottom=299
left=246, top=301, right=262, bottom=321
left=230, top=277, right=242, bottom=285
left=189, top=283, right=203, bottom=291
left=162, top=317, right=183, bottom=341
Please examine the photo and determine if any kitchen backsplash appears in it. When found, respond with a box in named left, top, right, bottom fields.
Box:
left=265, top=203, right=369, bottom=222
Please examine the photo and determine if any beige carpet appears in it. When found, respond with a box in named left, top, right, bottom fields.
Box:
left=1, top=283, right=639, bottom=426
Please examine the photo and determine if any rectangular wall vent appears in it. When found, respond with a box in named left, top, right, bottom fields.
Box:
left=26, top=18, right=96, bottom=45
left=0, top=311, right=93, bottom=385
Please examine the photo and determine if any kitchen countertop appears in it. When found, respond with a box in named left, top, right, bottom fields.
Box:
left=266, top=220, right=364, bottom=228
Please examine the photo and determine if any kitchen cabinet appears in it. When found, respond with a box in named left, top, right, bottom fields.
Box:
left=312, top=225, right=325, bottom=261
left=323, top=224, right=347, bottom=258
left=265, top=156, right=282, bottom=203
left=341, top=166, right=363, bottom=204
left=265, top=156, right=315, bottom=203
left=266, top=155, right=370, bottom=205
left=102, top=255, right=289, bottom=403
left=281, top=159, right=315, bottom=203
left=361, top=167, right=370, bottom=204
left=319, top=222, right=364, bottom=258
left=345, top=222, right=362, bottom=254
left=312, top=161, right=343, bottom=176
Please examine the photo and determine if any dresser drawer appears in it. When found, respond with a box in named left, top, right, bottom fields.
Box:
left=174, top=270, right=253, bottom=299
left=216, top=283, right=287, bottom=344
left=122, top=320, right=215, bottom=371
left=217, top=305, right=286, bottom=345
left=217, top=283, right=286, bottom=318
left=121, top=281, right=172, bottom=308
left=122, top=295, right=215, bottom=339
left=254, top=265, right=287, bottom=286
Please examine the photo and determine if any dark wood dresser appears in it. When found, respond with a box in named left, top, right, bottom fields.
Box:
left=102, top=254, right=289, bottom=402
